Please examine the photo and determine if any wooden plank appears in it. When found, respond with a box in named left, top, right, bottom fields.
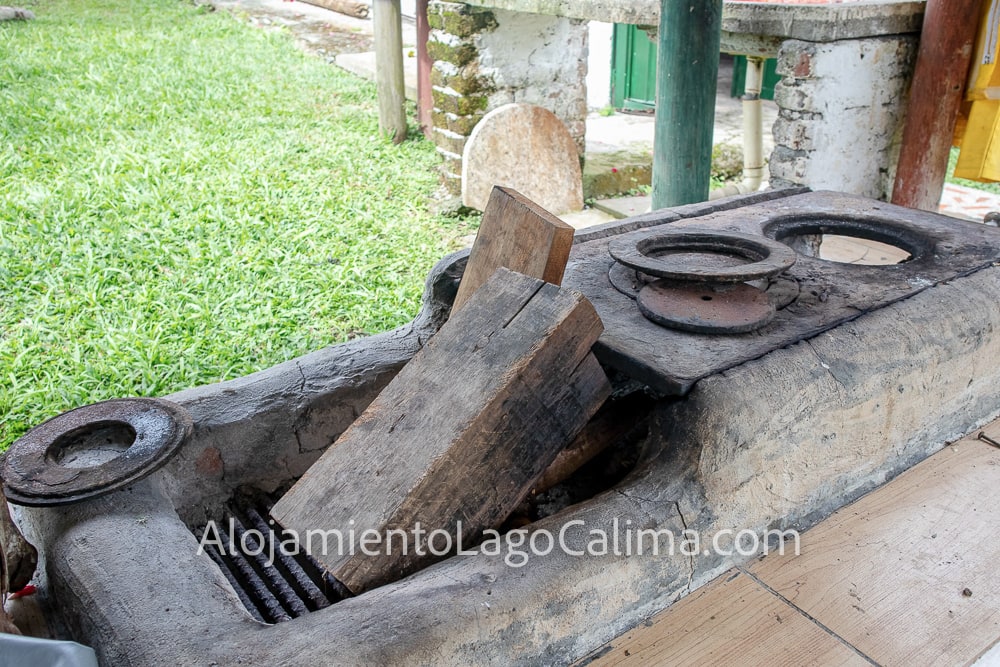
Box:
left=271, top=268, right=610, bottom=594
left=452, top=186, right=575, bottom=312
left=751, top=425, right=1000, bottom=667
left=582, top=571, right=867, bottom=667
left=534, top=394, right=653, bottom=493
left=890, top=0, right=981, bottom=211
left=373, top=0, right=407, bottom=143
left=299, top=0, right=370, bottom=19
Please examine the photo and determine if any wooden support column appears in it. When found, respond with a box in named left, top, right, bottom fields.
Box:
left=651, top=0, right=723, bottom=209
left=891, top=0, right=981, bottom=211
left=373, top=0, right=407, bottom=143
left=416, top=0, right=433, bottom=139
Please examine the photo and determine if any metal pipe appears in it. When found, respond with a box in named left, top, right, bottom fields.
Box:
left=651, top=0, right=724, bottom=209
left=710, top=55, right=766, bottom=200
left=244, top=507, right=332, bottom=611
left=416, top=0, right=433, bottom=139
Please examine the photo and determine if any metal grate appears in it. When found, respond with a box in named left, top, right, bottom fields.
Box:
left=194, top=491, right=351, bottom=624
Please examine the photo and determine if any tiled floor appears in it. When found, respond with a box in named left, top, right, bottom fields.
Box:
left=939, top=183, right=1000, bottom=222
left=582, top=420, right=1000, bottom=666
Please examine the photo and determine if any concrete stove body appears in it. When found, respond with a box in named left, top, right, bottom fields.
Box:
left=13, top=189, right=1000, bottom=665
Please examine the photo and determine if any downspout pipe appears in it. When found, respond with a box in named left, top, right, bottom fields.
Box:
left=710, top=56, right=766, bottom=200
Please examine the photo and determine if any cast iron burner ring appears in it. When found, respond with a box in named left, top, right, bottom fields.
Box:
left=608, top=229, right=797, bottom=284
left=608, top=229, right=797, bottom=334
left=2, top=397, right=193, bottom=507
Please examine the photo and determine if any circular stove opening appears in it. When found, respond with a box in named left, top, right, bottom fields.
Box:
left=764, top=215, right=931, bottom=266
left=47, top=420, right=137, bottom=468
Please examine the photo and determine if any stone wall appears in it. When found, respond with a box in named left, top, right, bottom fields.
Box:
left=427, top=2, right=589, bottom=195
left=769, top=36, right=918, bottom=200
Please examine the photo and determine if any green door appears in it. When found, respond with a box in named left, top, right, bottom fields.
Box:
left=730, top=55, right=780, bottom=100
left=611, top=24, right=657, bottom=112
left=611, top=25, right=781, bottom=109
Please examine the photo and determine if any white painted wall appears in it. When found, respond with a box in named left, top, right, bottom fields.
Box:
left=770, top=36, right=917, bottom=200
left=475, top=9, right=590, bottom=149
left=586, top=21, right=613, bottom=110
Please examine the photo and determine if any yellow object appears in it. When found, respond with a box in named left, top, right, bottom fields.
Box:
left=965, top=0, right=1000, bottom=100
left=955, top=99, right=1000, bottom=180
left=954, top=0, right=1000, bottom=182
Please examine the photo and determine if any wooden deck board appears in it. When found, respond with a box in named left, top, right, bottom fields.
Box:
left=751, top=426, right=1000, bottom=666
left=585, top=420, right=1000, bottom=666
left=584, top=571, right=867, bottom=667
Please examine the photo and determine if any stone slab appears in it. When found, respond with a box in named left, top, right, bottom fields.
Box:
left=592, top=195, right=651, bottom=220
left=559, top=207, right=616, bottom=230
left=462, top=103, right=584, bottom=214
left=564, top=190, right=1000, bottom=395
left=460, top=0, right=925, bottom=42
left=335, top=49, right=418, bottom=102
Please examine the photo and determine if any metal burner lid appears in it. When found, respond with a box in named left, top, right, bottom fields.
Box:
left=2, top=397, right=192, bottom=507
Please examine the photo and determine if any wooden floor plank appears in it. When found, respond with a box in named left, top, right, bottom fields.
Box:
left=751, top=425, right=1000, bottom=667
left=583, top=570, right=867, bottom=667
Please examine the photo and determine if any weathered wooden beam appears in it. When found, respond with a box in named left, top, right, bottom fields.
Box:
left=271, top=268, right=610, bottom=594
left=373, top=0, right=407, bottom=143
left=534, top=394, right=653, bottom=493
left=298, top=0, right=370, bottom=19
left=891, top=0, right=980, bottom=211
left=453, top=186, right=575, bottom=312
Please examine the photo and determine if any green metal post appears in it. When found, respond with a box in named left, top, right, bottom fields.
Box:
left=651, top=0, right=724, bottom=209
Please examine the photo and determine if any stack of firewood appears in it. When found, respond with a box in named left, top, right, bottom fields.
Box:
left=270, top=187, right=613, bottom=594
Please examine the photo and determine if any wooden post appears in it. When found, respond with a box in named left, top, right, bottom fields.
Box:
left=651, top=0, right=723, bottom=209
left=891, top=0, right=981, bottom=211
left=373, top=0, right=407, bottom=144
left=416, top=0, right=433, bottom=139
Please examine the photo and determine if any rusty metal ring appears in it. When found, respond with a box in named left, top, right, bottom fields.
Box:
left=608, top=229, right=797, bottom=284
left=2, top=398, right=192, bottom=507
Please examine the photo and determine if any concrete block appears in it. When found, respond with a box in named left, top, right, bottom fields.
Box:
left=771, top=116, right=813, bottom=152
left=431, top=126, right=468, bottom=155
left=431, top=63, right=494, bottom=96
left=426, top=39, right=478, bottom=67
left=432, top=85, right=488, bottom=115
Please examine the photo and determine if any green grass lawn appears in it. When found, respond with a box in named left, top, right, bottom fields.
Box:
left=0, top=0, right=471, bottom=449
